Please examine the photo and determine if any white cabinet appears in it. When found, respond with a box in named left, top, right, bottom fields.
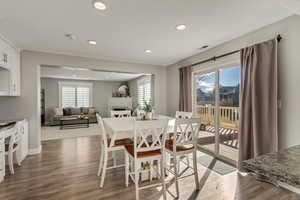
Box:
left=0, top=119, right=28, bottom=183
left=0, top=134, right=5, bottom=183
left=9, top=49, right=20, bottom=96
left=16, top=119, right=29, bottom=162
left=0, top=39, right=9, bottom=69
left=0, top=35, right=20, bottom=96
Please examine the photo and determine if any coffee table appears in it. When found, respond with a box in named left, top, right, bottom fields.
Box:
left=60, top=116, right=90, bottom=130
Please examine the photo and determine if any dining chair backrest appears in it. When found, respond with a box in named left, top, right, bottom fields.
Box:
left=134, top=119, right=169, bottom=156
left=175, top=111, right=193, bottom=119
left=7, top=121, right=22, bottom=151
left=15, top=121, right=23, bottom=143
left=173, top=118, right=201, bottom=148
left=96, top=113, right=108, bottom=148
left=111, top=110, right=131, bottom=118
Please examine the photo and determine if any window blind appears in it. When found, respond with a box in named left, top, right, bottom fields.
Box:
left=77, top=87, right=90, bottom=107
left=60, top=82, right=92, bottom=108
left=62, top=86, right=76, bottom=107
left=137, top=76, right=152, bottom=108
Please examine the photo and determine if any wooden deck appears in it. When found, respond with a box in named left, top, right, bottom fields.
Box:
left=198, top=130, right=238, bottom=163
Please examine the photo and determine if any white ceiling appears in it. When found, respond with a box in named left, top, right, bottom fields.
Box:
left=0, top=0, right=293, bottom=66
left=41, top=66, right=144, bottom=81
left=278, top=0, right=300, bottom=16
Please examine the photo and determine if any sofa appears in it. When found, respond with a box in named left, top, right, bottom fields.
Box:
left=46, top=107, right=98, bottom=126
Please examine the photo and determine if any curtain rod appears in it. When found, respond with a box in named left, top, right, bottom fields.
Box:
left=182, top=34, right=282, bottom=69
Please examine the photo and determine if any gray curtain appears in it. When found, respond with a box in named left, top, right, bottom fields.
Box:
left=238, top=39, right=278, bottom=169
left=179, top=66, right=192, bottom=112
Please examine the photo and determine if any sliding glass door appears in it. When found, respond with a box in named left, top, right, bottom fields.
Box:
left=194, top=65, right=240, bottom=164
left=194, top=71, right=217, bottom=154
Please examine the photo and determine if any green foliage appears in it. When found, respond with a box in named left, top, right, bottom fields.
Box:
left=142, top=100, right=152, bottom=113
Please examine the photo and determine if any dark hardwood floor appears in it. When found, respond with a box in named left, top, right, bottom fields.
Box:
left=0, top=136, right=299, bottom=200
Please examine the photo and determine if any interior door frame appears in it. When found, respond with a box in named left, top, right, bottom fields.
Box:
left=192, top=60, right=240, bottom=166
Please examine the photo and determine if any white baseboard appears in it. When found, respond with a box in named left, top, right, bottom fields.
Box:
left=28, top=145, right=42, bottom=155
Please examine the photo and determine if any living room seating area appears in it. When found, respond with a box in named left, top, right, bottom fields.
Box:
left=46, top=107, right=97, bottom=126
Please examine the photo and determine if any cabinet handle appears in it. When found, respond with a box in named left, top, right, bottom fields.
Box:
left=4, top=54, right=8, bottom=63
left=2, top=54, right=8, bottom=64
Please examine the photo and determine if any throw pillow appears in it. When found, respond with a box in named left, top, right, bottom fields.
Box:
left=54, top=108, right=63, bottom=116
left=88, top=108, right=96, bottom=114
left=81, top=107, right=89, bottom=114
left=63, top=108, right=72, bottom=116
left=71, top=107, right=81, bottom=115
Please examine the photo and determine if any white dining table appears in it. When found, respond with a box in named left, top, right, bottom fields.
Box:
left=103, top=115, right=175, bottom=147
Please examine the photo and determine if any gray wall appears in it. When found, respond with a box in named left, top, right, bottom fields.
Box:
left=166, top=15, right=300, bottom=149
left=0, top=51, right=167, bottom=152
left=41, top=78, right=123, bottom=120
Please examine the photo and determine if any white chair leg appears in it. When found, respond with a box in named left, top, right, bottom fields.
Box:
left=173, top=154, right=179, bottom=198
left=149, top=161, right=153, bottom=181
left=125, top=152, right=129, bottom=187
left=100, top=151, right=108, bottom=188
left=157, top=160, right=161, bottom=179
left=97, top=147, right=104, bottom=176
left=177, top=158, right=181, bottom=174
left=186, top=154, right=190, bottom=167
left=192, top=151, right=200, bottom=190
left=160, top=157, right=167, bottom=200
left=155, top=162, right=160, bottom=178
left=112, top=151, right=117, bottom=167
left=165, top=153, right=170, bottom=176
left=8, top=151, right=14, bottom=174
left=134, top=161, right=140, bottom=200
left=15, top=150, right=21, bottom=166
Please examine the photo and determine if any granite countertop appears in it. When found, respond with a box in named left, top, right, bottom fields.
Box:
left=0, top=120, right=20, bottom=132
left=0, top=123, right=16, bottom=133
left=243, top=145, right=300, bottom=187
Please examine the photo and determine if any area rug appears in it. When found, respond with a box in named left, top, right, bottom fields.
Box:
left=198, top=154, right=236, bottom=175
left=41, top=124, right=101, bottom=141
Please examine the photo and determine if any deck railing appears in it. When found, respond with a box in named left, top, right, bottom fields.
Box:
left=195, top=105, right=239, bottom=130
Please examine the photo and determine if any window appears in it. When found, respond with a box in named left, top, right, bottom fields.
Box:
left=137, top=76, right=152, bottom=108
left=59, top=82, right=93, bottom=108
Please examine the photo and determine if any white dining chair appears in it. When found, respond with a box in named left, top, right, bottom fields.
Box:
left=175, top=111, right=193, bottom=119
left=5, top=121, right=23, bottom=174
left=96, top=113, right=134, bottom=188
left=110, top=110, right=132, bottom=168
left=125, top=119, right=169, bottom=200
left=165, top=118, right=200, bottom=198
left=111, top=110, right=131, bottom=118
left=175, top=111, right=193, bottom=169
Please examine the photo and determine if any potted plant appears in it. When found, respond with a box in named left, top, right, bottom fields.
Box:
left=142, top=100, right=153, bottom=120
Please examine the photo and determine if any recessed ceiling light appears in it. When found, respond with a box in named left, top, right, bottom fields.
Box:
left=93, top=0, right=107, bottom=10
left=65, top=34, right=77, bottom=40
left=145, top=49, right=152, bottom=53
left=176, top=24, right=187, bottom=31
left=199, top=45, right=209, bottom=50
left=88, top=40, right=97, bottom=45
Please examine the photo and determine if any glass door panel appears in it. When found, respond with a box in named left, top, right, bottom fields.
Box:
left=194, top=72, right=216, bottom=153
left=218, top=65, right=240, bottom=163
left=194, top=65, right=240, bottom=165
